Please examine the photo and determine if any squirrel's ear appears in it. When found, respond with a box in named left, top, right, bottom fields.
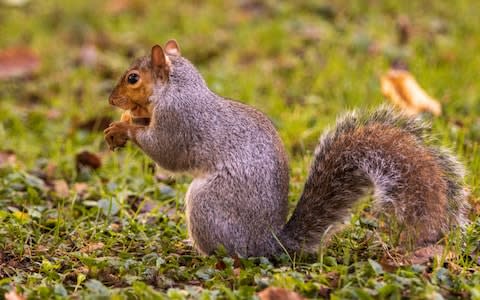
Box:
left=165, top=39, right=181, bottom=56
left=151, top=45, right=167, bottom=67
left=151, top=45, right=169, bottom=81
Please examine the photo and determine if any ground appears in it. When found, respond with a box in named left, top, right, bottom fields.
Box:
left=0, top=0, right=479, bottom=299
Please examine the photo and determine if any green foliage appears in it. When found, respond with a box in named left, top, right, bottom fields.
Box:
left=0, top=0, right=479, bottom=298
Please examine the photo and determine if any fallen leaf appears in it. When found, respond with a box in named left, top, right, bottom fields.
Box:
left=12, top=211, right=29, bottom=223
left=214, top=260, right=226, bottom=270
left=409, top=245, right=447, bottom=265
left=52, top=180, right=69, bottom=198
left=326, top=271, right=340, bottom=288
left=379, top=254, right=401, bottom=272
left=108, top=222, right=122, bottom=232
left=381, top=69, right=442, bottom=116
left=381, top=245, right=451, bottom=268
left=80, top=242, right=104, bottom=253
left=0, top=150, right=16, bottom=167
left=35, top=245, right=49, bottom=253
left=0, top=47, right=40, bottom=80
left=232, top=254, right=242, bottom=268
left=4, top=289, right=26, bottom=300
left=76, top=151, right=102, bottom=170
left=317, top=285, right=332, bottom=299
left=65, top=266, right=90, bottom=284
left=257, top=287, right=305, bottom=300
left=73, top=182, right=89, bottom=196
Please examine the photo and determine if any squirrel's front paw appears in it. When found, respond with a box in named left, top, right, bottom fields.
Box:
left=104, top=121, right=131, bottom=150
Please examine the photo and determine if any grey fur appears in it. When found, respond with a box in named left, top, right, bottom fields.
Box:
left=127, top=53, right=468, bottom=257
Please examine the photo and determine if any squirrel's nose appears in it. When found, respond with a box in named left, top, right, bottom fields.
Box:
left=108, top=96, right=114, bottom=105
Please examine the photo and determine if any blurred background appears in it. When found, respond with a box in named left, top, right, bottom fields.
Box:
left=1, top=0, right=479, bottom=186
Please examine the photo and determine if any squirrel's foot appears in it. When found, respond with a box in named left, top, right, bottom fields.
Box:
left=104, top=121, right=132, bottom=150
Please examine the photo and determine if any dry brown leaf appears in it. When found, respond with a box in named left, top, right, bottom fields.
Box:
left=4, top=289, right=26, bottom=300
left=0, top=47, right=40, bottom=80
left=214, top=260, right=227, bottom=270
left=381, top=245, right=452, bottom=268
left=76, top=151, right=102, bottom=170
left=257, top=287, right=305, bottom=300
left=0, top=150, right=16, bottom=167
left=379, top=254, right=401, bottom=272
left=381, top=69, right=441, bottom=116
left=52, top=179, right=70, bottom=198
left=108, top=222, right=122, bottom=232
left=409, top=245, right=452, bottom=265
left=35, top=245, right=49, bottom=253
left=73, top=182, right=89, bottom=196
left=80, top=242, right=104, bottom=253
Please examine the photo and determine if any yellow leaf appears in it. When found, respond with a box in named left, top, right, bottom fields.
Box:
left=80, top=242, right=105, bottom=253
left=13, top=211, right=29, bottom=222
left=381, top=69, right=442, bottom=116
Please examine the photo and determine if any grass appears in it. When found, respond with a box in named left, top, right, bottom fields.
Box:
left=0, top=0, right=479, bottom=299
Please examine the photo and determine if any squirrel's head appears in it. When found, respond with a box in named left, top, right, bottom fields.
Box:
left=108, top=40, right=181, bottom=117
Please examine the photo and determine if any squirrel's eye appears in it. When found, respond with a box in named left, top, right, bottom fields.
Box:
left=127, top=73, right=140, bottom=84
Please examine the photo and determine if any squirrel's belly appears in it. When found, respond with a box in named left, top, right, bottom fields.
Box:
left=185, top=177, right=246, bottom=255
left=184, top=175, right=283, bottom=256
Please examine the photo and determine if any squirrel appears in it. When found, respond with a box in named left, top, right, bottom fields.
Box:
left=104, top=40, right=469, bottom=257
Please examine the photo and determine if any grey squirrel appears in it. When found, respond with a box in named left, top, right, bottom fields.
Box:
left=104, top=40, right=469, bottom=257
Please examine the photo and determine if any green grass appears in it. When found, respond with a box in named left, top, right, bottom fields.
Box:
left=1, top=0, right=479, bottom=299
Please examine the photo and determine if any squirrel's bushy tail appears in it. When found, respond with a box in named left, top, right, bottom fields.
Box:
left=279, top=106, right=469, bottom=253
